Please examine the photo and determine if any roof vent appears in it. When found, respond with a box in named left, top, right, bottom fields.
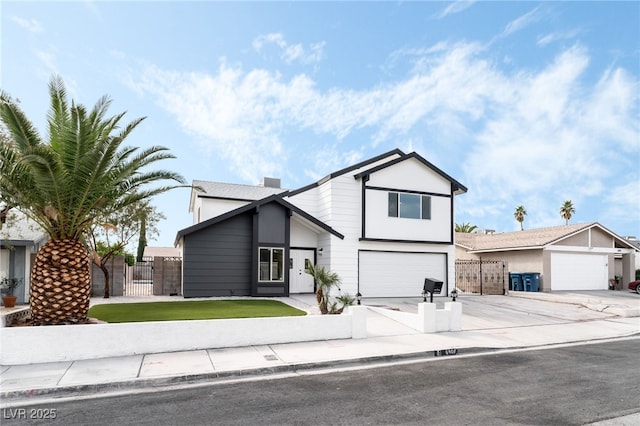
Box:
left=261, top=177, right=281, bottom=188
left=475, top=229, right=496, bottom=235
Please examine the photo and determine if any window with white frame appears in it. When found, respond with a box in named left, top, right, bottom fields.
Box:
left=259, top=247, right=284, bottom=282
left=388, top=192, right=431, bottom=220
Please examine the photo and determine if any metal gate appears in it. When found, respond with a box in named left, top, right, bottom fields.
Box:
left=455, top=259, right=507, bottom=295
left=124, top=256, right=154, bottom=296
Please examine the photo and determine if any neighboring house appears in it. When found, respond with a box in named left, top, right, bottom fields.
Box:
left=455, top=223, right=638, bottom=292
left=176, top=149, right=467, bottom=298
left=143, top=246, right=181, bottom=258
left=623, top=237, right=640, bottom=271
left=0, top=209, right=47, bottom=304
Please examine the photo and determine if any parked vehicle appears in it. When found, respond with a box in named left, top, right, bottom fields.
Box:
left=628, top=280, right=640, bottom=294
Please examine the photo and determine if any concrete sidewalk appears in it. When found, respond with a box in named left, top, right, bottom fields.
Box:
left=1, top=292, right=639, bottom=405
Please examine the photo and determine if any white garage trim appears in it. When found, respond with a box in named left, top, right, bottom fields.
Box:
left=550, top=252, right=608, bottom=291
left=358, top=250, right=447, bottom=297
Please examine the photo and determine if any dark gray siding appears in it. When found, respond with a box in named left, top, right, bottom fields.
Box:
left=183, top=213, right=252, bottom=297
left=253, top=202, right=290, bottom=296
left=257, top=203, right=286, bottom=244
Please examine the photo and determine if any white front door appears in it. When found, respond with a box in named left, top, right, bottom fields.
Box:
left=289, top=249, right=315, bottom=293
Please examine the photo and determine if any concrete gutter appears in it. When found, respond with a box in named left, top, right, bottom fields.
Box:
left=508, top=291, right=640, bottom=317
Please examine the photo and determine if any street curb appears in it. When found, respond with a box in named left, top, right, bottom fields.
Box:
left=5, top=335, right=640, bottom=405
left=0, top=346, right=497, bottom=404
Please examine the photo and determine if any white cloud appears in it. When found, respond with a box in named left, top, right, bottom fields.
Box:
left=253, top=33, right=326, bottom=65
left=11, top=16, right=43, bottom=33
left=502, top=6, right=542, bottom=37
left=537, top=29, right=580, bottom=47
left=434, top=1, right=476, bottom=19
left=125, top=40, right=638, bottom=226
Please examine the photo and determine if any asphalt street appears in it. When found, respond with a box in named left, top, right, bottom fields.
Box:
left=3, top=338, right=638, bottom=426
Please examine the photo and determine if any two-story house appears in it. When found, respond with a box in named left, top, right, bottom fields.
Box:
left=175, top=149, right=467, bottom=298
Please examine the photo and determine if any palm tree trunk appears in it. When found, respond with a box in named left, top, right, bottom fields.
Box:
left=29, top=238, right=92, bottom=325
left=99, top=263, right=110, bottom=298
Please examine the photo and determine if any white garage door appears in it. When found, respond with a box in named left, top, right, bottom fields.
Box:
left=359, top=251, right=446, bottom=297
left=550, top=252, right=608, bottom=291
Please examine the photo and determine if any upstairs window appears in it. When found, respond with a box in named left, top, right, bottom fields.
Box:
left=388, top=192, right=431, bottom=220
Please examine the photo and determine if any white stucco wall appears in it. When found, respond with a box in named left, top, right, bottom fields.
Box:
left=0, top=311, right=367, bottom=365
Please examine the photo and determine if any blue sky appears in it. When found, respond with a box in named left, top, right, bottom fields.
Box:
left=2, top=1, right=639, bottom=248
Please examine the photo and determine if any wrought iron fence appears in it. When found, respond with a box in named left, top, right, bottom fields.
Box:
left=124, top=256, right=154, bottom=296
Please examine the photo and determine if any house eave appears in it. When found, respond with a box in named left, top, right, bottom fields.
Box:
left=353, top=152, right=468, bottom=194
left=175, top=193, right=344, bottom=246
left=468, top=245, right=544, bottom=254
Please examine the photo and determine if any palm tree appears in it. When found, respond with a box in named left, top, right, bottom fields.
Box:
left=0, top=76, right=187, bottom=325
left=455, top=222, right=478, bottom=233
left=514, top=205, right=527, bottom=231
left=560, top=200, right=575, bottom=225
left=307, top=264, right=341, bottom=315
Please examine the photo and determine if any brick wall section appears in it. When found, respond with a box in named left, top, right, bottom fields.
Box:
left=91, top=256, right=125, bottom=297
left=153, top=256, right=182, bottom=296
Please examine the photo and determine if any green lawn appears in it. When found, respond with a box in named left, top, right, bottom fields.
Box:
left=88, top=299, right=306, bottom=323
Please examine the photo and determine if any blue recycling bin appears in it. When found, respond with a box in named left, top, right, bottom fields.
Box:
left=521, top=273, right=540, bottom=292
left=509, top=273, right=523, bottom=291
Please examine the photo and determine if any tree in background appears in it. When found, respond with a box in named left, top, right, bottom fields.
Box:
left=455, top=222, right=478, bottom=233
left=0, top=76, right=187, bottom=324
left=560, top=200, right=575, bottom=225
left=88, top=201, right=165, bottom=298
left=137, top=212, right=147, bottom=262
left=514, top=205, right=527, bottom=231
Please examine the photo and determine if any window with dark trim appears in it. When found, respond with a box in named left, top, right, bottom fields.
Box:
left=388, top=192, right=431, bottom=220
left=259, top=247, right=284, bottom=282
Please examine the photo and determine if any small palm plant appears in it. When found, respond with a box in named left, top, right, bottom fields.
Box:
left=307, top=264, right=354, bottom=314
left=0, top=76, right=187, bottom=324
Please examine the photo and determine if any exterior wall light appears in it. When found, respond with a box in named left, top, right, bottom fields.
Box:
left=356, top=292, right=362, bottom=305
left=451, top=289, right=458, bottom=302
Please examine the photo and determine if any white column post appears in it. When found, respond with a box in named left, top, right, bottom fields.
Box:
left=445, top=302, right=462, bottom=331
left=349, top=305, right=368, bottom=339
left=418, top=302, right=436, bottom=333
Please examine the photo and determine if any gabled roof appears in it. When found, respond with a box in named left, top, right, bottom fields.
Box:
left=456, top=222, right=638, bottom=252
left=176, top=194, right=344, bottom=245
left=189, top=180, right=287, bottom=212
left=354, top=151, right=467, bottom=194
left=287, top=149, right=404, bottom=197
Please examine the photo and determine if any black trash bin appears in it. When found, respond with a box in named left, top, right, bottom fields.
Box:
left=521, top=273, right=540, bottom=292
left=509, top=273, right=523, bottom=291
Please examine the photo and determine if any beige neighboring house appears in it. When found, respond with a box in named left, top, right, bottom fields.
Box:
left=0, top=209, right=48, bottom=304
left=455, top=223, right=637, bottom=292
left=143, top=246, right=181, bottom=258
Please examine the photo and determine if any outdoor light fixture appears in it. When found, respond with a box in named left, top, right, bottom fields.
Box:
left=451, top=289, right=458, bottom=302
left=318, top=248, right=323, bottom=256
left=422, top=289, right=427, bottom=302
left=356, top=292, right=362, bottom=305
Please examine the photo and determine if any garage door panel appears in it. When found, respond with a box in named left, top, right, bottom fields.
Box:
left=359, top=251, right=446, bottom=297
left=550, top=252, right=608, bottom=291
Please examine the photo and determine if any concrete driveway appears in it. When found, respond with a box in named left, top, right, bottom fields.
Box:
left=334, top=289, right=639, bottom=332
